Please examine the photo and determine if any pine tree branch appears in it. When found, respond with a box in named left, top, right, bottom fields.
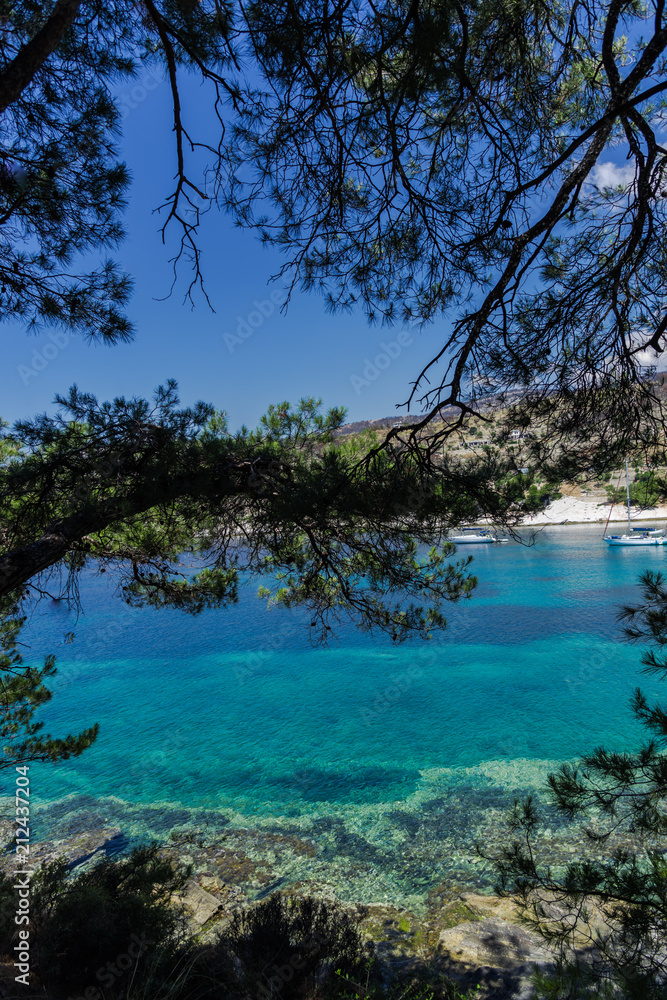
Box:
left=0, top=0, right=82, bottom=115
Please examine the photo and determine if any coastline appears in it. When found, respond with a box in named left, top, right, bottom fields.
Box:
left=0, top=755, right=572, bottom=910
left=515, top=496, right=667, bottom=527
left=0, top=783, right=610, bottom=999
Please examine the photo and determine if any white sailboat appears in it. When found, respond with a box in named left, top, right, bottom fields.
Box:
left=604, top=459, right=665, bottom=546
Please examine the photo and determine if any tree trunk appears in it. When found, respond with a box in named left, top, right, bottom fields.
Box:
left=0, top=0, right=83, bottom=115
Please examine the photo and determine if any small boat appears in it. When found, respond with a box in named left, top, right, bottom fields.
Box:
left=449, top=528, right=508, bottom=544
left=605, top=532, right=665, bottom=546
left=604, top=458, right=665, bottom=546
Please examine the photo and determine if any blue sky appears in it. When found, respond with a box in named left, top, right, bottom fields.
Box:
left=2, top=57, right=658, bottom=432
left=0, top=68, right=445, bottom=431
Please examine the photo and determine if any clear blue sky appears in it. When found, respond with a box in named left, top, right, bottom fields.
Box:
left=0, top=69, right=446, bottom=431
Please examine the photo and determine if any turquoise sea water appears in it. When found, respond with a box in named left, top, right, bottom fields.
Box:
left=13, top=524, right=667, bottom=905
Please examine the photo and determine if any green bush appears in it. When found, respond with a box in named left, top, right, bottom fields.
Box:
left=183, top=893, right=376, bottom=1000
left=3, top=845, right=188, bottom=998
left=0, top=871, right=18, bottom=954
left=606, top=471, right=667, bottom=509
left=523, top=482, right=561, bottom=512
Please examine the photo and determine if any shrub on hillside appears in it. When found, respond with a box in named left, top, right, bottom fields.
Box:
left=0, top=844, right=187, bottom=997
left=183, top=893, right=376, bottom=1000
left=0, top=871, right=17, bottom=954
left=606, top=471, right=667, bottom=509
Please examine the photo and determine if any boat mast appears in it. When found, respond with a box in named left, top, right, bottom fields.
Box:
left=626, top=456, right=631, bottom=534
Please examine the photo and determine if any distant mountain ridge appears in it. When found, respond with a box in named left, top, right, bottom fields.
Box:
left=334, top=415, right=419, bottom=436
left=337, top=378, right=667, bottom=439
left=335, top=388, right=530, bottom=437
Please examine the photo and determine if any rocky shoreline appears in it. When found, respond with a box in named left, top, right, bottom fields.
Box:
left=1, top=816, right=600, bottom=999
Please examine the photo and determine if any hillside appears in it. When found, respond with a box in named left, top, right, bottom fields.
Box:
left=337, top=378, right=667, bottom=521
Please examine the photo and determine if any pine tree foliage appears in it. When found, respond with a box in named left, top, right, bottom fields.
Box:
left=0, top=381, right=502, bottom=640
left=0, top=596, right=98, bottom=767
left=223, top=0, right=667, bottom=470
left=491, top=571, right=667, bottom=999
left=3, top=3, right=667, bottom=477
left=0, top=0, right=238, bottom=338
left=0, top=427, right=99, bottom=766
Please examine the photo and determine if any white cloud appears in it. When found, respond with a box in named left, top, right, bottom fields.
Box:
left=590, top=161, right=635, bottom=190
left=634, top=347, right=663, bottom=368
left=630, top=332, right=667, bottom=372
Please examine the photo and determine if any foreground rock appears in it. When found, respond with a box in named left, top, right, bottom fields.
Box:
left=354, top=890, right=558, bottom=1000
left=438, top=917, right=554, bottom=1000
left=177, top=880, right=225, bottom=926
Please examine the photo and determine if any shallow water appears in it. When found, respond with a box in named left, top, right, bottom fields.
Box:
left=14, top=524, right=667, bottom=906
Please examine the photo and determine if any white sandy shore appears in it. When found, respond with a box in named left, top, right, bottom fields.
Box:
left=519, top=495, right=667, bottom=526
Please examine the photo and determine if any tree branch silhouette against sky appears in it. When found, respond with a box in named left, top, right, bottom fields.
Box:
left=2, top=1, right=666, bottom=456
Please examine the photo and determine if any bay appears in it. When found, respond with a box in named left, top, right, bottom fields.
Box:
left=14, top=524, right=667, bottom=905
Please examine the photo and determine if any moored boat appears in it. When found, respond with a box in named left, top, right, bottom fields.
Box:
left=605, top=533, right=666, bottom=546
left=449, top=528, right=508, bottom=544
left=604, top=458, right=665, bottom=546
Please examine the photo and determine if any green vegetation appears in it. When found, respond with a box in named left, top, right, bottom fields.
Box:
left=606, top=470, right=667, bottom=510
left=0, top=597, right=98, bottom=768
left=0, top=845, right=188, bottom=997
left=194, top=893, right=374, bottom=1000
left=491, top=470, right=562, bottom=513
left=523, top=483, right=563, bottom=513
left=0, top=862, right=481, bottom=1000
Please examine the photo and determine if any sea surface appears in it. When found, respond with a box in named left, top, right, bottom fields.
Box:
left=12, top=524, right=667, bottom=907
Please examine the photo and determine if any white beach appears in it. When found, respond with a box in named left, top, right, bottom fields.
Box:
left=520, top=495, right=667, bottom=526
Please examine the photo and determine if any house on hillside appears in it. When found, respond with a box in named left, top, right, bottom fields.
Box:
left=510, top=428, right=534, bottom=440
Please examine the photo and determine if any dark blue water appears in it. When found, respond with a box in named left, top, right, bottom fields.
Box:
left=12, top=524, right=666, bottom=903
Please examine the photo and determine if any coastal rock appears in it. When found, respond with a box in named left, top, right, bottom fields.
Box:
left=459, top=890, right=611, bottom=951
left=0, top=817, right=15, bottom=848
left=1, top=826, right=123, bottom=874
left=354, top=897, right=560, bottom=999
left=458, top=891, right=522, bottom=924
left=439, top=916, right=553, bottom=969
left=439, top=917, right=554, bottom=999
left=178, top=879, right=224, bottom=926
